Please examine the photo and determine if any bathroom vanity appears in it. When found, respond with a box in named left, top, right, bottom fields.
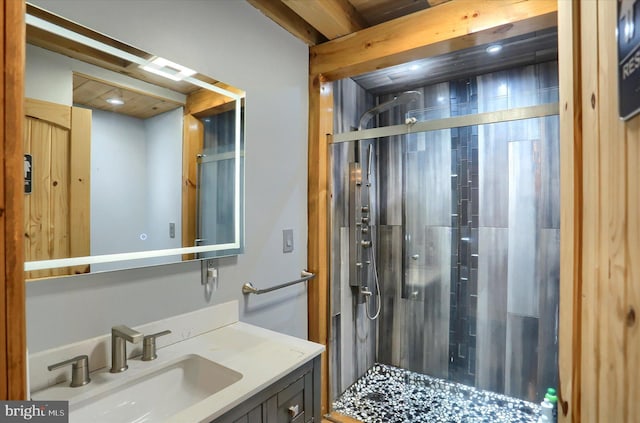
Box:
left=214, top=356, right=319, bottom=423
left=29, top=301, right=324, bottom=423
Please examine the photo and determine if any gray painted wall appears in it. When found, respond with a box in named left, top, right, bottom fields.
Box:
left=90, top=109, right=149, bottom=263
left=144, top=108, right=183, bottom=257
left=27, top=0, right=309, bottom=353
left=91, top=107, right=184, bottom=270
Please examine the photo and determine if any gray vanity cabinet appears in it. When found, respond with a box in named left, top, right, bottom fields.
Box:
left=213, top=356, right=321, bottom=423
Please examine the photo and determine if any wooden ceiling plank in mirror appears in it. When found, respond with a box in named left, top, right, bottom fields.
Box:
left=73, top=74, right=183, bottom=120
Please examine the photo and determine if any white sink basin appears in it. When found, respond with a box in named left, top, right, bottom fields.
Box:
left=69, top=354, right=242, bottom=423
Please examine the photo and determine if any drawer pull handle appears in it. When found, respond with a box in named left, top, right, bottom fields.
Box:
left=288, top=404, right=300, bottom=417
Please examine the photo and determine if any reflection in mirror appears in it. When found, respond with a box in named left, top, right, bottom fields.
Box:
left=24, top=4, right=245, bottom=279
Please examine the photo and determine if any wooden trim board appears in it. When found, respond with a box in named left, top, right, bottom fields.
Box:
left=558, top=0, right=582, bottom=421
left=2, top=0, right=26, bottom=399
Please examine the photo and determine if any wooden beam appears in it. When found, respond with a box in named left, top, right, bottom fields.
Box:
left=310, top=0, right=558, bottom=81
left=426, top=0, right=451, bottom=6
left=558, top=0, right=581, bottom=421
left=282, top=0, right=367, bottom=40
left=184, top=88, right=236, bottom=117
left=1, top=0, right=26, bottom=399
left=246, top=0, right=327, bottom=46
left=578, top=1, right=599, bottom=421
left=591, top=1, right=633, bottom=421
left=307, top=74, right=332, bottom=415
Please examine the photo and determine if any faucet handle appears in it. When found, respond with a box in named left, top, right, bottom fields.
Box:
left=48, top=355, right=91, bottom=387
left=142, top=330, right=171, bottom=361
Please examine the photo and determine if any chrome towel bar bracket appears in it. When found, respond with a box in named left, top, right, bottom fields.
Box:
left=242, top=270, right=316, bottom=295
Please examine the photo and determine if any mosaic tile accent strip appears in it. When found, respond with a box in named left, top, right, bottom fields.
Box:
left=333, top=364, right=540, bottom=423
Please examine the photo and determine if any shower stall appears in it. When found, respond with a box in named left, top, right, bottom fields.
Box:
left=328, top=61, right=560, bottom=422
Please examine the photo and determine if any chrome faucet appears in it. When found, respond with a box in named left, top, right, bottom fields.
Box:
left=110, top=325, right=143, bottom=373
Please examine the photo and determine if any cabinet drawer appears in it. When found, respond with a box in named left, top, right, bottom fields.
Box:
left=212, top=356, right=320, bottom=423
left=277, top=377, right=305, bottom=422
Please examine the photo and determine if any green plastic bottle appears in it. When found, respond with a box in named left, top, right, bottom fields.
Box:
left=545, top=388, right=558, bottom=423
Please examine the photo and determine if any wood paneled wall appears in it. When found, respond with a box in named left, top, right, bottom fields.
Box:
left=1, top=0, right=26, bottom=399
left=558, top=0, right=640, bottom=421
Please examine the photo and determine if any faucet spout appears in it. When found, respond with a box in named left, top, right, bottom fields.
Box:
left=111, top=325, right=143, bottom=373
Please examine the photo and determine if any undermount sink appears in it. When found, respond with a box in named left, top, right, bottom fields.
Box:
left=69, top=354, right=242, bottom=423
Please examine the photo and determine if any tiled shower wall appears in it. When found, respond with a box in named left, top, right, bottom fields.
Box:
left=330, top=78, right=377, bottom=401
left=474, top=63, right=560, bottom=401
left=330, top=61, right=559, bottom=404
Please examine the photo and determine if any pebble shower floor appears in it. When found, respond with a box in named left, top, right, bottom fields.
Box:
left=332, top=364, right=542, bottom=423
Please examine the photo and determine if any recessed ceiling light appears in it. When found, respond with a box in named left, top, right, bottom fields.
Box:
left=106, top=98, right=124, bottom=105
left=486, top=44, right=502, bottom=54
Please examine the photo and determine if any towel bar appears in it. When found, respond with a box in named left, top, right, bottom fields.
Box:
left=242, top=271, right=316, bottom=295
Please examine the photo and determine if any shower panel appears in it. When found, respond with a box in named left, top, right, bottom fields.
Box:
left=348, top=162, right=367, bottom=290
left=348, top=154, right=381, bottom=321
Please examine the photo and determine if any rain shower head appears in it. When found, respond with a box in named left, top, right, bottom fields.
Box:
left=358, top=90, right=422, bottom=130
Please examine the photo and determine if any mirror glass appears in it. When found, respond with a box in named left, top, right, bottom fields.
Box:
left=24, top=4, right=245, bottom=279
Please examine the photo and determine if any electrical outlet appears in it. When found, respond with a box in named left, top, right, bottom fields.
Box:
left=201, top=259, right=217, bottom=289
left=283, top=229, right=294, bottom=253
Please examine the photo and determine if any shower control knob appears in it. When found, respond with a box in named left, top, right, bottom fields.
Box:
left=361, top=226, right=369, bottom=234
left=361, top=206, right=369, bottom=213
left=361, top=217, right=369, bottom=224
left=361, top=240, right=371, bottom=248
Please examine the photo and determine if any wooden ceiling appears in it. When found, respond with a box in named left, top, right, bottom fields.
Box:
left=247, top=0, right=449, bottom=45
left=353, top=27, right=558, bottom=96
left=248, top=0, right=558, bottom=94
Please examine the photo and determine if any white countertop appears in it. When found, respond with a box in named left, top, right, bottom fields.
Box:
left=32, top=321, right=324, bottom=422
